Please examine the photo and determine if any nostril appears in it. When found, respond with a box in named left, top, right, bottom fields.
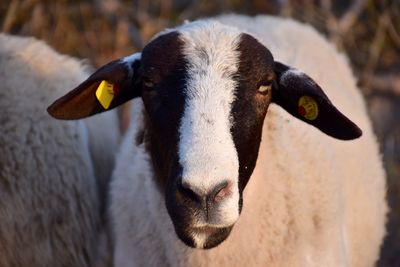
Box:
left=179, top=180, right=232, bottom=204
left=210, top=181, right=232, bottom=202
left=179, top=182, right=202, bottom=203
left=214, top=185, right=231, bottom=202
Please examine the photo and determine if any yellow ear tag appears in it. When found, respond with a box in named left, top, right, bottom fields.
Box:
left=95, top=80, right=115, bottom=109
left=298, top=96, right=319, bottom=120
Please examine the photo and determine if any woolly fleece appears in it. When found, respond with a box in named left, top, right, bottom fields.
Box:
left=0, top=34, right=119, bottom=267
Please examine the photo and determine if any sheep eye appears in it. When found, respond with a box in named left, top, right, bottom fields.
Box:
left=257, top=82, right=272, bottom=95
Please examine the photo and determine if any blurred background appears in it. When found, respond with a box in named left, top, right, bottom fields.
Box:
left=0, top=0, right=399, bottom=265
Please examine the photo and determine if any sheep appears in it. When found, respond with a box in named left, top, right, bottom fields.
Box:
left=47, top=14, right=387, bottom=267
left=0, top=33, right=119, bottom=267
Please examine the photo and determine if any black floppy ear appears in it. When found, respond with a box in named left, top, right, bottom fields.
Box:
left=47, top=53, right=141, bottom=120
left=272, top=61, right=362, bottom=140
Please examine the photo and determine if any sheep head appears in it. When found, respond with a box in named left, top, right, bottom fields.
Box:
left=48, top=20, right=361, bottom=249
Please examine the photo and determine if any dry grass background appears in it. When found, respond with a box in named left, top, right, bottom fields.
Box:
left=1, top=0, right=399, bottom=266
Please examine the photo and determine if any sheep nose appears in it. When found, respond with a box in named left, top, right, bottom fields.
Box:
left=180, top=180, right=232, bottom=204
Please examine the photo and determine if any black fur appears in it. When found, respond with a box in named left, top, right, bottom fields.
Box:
left=272, top=62, right=362, bottom=140
left=232, top=33, right=275, bottom=202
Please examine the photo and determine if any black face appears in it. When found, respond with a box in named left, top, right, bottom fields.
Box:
left=232, top=34, right=275, bottom=195
left=139, top=32, right=187, bottom=189
left=138, top=32, right=275, bottom=249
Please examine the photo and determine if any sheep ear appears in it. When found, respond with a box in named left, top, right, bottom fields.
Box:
left=272, top=61, right=362, bottom=140
left=47, top=53, right=141, bottom=120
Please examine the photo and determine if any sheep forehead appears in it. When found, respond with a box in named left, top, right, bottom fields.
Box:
left=177, top=21, right=241, bottom=194
left=178, top=20, right=242, bottom=73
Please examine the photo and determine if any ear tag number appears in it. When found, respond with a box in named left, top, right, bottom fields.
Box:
left=96, top=80, right=115, bottom=109
left=298, top=96, right=319, bottom=120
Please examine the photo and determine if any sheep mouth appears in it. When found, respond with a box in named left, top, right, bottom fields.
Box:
left=176, top=225, right=234, bottom=249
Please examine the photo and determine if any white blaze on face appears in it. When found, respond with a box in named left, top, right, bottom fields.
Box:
left=178, top=21, right=241, bottom=227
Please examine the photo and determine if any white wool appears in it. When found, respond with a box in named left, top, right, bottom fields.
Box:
left=0, top=34, right=119, bottom=267
left=110, top=15, right=387, bottom=267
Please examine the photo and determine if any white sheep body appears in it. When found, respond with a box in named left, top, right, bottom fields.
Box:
left=110, top=15, right=386, bottom=267
left=0, top=34, right=119, bottom=267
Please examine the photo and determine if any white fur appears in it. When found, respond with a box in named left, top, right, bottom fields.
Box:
left=110, top=15, right=387, bottom=267
left=122, top=53, right=141, bottom=77
left=123, top=53, right=141, bottom=64
left=0, top=34, right=120, bottom=267
left=192, top=232, right=208, bottom=249
left=178, top=21, right=241, bottom=227
left=280, top=68, right=306, bottom=85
